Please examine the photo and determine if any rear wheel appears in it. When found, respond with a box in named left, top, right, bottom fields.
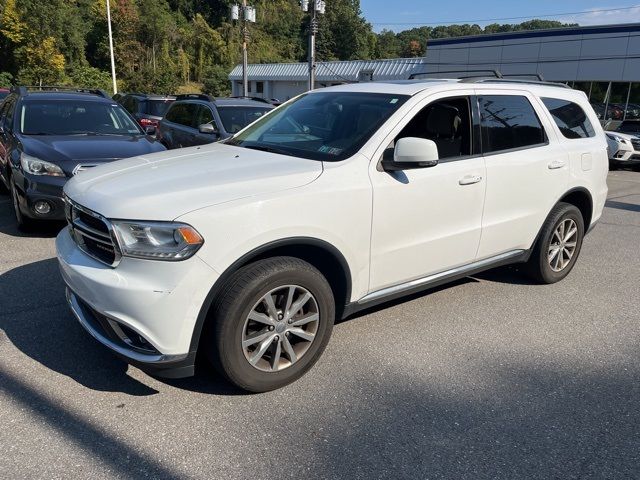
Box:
left=525, top=202, right=584, bottom=284
left=206, top=257, right=335, bottom=392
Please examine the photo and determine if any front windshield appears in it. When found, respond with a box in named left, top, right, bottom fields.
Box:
left=617, top=121, right=640, bottom=133
left=217, top=106, right=271, bottom=134
left=227, top=92, right=409, bottom=161
left=20, top=100, right=143, bottom=136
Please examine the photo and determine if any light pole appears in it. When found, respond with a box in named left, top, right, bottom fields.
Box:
left=232, top=2, right=256, bottom=97
left=301, top=0, right=325, bottom=91
left=106, top=0, right=117, bottom=94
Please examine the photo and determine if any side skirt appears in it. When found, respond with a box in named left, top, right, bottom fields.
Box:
left=341, top=249, right=530, bottom=319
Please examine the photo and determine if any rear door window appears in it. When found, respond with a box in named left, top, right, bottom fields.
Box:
left=478, top=95, right=547, bottom=154
left=541, top=97, right=595, bottom=139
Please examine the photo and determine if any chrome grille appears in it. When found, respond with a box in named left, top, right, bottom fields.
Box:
left=631, top=139, right=640, bottom=151
left=72, top=164, right=98, bottom=175
left=65, top=199, right=121, bottom=267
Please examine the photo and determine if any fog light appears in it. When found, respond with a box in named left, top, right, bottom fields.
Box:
left=34, top=200, right=51, bottom=215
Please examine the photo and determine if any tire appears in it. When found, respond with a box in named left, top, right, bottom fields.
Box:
left=525, top=202, right=584, bottom=284
left=206, top=256, right=335, bottom=392
left=10, top=179, right=34, bottom=231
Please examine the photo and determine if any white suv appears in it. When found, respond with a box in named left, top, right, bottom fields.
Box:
left=56, top=80, right=608, bottom=392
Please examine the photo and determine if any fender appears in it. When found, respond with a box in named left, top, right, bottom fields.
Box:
left=187, top=236, right=352, bottom=353
left=529, top=186, right=594, bottom=251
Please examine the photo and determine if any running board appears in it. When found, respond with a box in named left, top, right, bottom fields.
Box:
left=341, top=249, right=528, bottom=318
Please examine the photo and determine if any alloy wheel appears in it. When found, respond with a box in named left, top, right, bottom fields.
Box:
left=241, top=285, right=319, bottom=373
left=548, top=218, right=578, bottom=272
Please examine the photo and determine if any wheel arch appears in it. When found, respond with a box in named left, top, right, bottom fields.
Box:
left=529, top=187, right=594, bottom=252
left=188, top=237, right=352, bottom=353
left=559, top=187, right=593, bottom=229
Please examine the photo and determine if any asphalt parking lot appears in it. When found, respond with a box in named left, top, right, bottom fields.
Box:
left=1, top=170, right=639, bottom=480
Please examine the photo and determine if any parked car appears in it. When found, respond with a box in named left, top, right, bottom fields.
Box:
left=606, top=119, right=640, bottom=169
left=157, top=94, right=273, bottom=149
left=0, top=87, right=165, bottom=229
left=57, top=80, right=608, bottom=392
left=118, top=93, right=175, bottom=130
left=0, top=88, right=9, bottom=102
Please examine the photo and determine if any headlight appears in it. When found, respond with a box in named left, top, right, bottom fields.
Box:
left=606, top=133, right=627, bottom=144
left=111, top=221, right=204, bottom=261
left=20, top=153, right=65, bottom=176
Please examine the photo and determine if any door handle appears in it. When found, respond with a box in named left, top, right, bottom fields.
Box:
left=548, top=160, right=566, bottom=170
left=459, top=175, right=483, bottom=185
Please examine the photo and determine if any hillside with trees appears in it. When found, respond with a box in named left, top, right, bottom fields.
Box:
left=0, top=0, right=576, bottom=94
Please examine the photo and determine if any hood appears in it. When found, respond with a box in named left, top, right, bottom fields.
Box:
left=20, top=135, right=166, bottom=175
left=64, top=143, right=323, bottom=220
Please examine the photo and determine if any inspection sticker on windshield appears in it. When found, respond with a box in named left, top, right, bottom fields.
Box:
left=318, top=145, right=343, bottom=155
left=390, top=98, right=399, bottom=104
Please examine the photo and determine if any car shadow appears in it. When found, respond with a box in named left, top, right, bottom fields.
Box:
left=0, top=258, right=242, bottom=396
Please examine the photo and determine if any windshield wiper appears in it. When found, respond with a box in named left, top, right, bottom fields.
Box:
left=242, top=144, right=291, bottom=156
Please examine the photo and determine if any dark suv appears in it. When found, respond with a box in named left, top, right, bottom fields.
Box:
left=0, top=87, right=166, bottom=229
left=119, top=93, right=175, bottom=130
left=157, top=94, right=273, bottom=149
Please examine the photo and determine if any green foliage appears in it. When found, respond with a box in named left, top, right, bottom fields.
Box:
left=0, top=71, right=13, bottom=87
left=0, top=0, right=581, bottom=93
left=68, top=65, right=113, bottom=92
left=202, top=65, right=231, bottom=96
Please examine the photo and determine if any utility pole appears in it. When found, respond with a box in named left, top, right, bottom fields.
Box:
left=106, top=0, right=117, bottom=94
left=232, top=3, right=256, bottom=97
left=302, top=1, right=325, bottom=91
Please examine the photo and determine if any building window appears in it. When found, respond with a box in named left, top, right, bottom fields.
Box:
left=256, top=81, right=264, bottom=94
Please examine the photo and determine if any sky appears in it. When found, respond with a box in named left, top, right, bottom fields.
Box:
left=360, top=1, right=640, bottom=32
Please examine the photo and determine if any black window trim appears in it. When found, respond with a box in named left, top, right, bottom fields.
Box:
left=476, top=93, right=550, bottom=158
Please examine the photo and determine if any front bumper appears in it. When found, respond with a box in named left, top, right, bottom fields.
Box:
left=56, top=227, right=219, bottom=378
left=13, top=171, right=67, bottom=220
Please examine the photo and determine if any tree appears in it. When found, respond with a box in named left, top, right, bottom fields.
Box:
left=68, top=65, right=112, bottom=91
left=0, top=71, right=13, bottom=87
left=0, top=0, right=25, bottom=44
left=17, top=37, right=66, bottom=86
left=202, top=65, right=230, bottom=96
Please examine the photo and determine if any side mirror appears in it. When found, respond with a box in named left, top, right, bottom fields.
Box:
left=198, top=123, right=218, bottom=135
left=145, top=125, right=157, bottom=136
left=382, top=137, right=439, bottom=171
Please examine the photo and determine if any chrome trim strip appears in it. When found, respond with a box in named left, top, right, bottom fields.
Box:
left=65, top=196, right=122, bottom=268
left=358, top=250, right=525, bottom=304
left=66, top=288, right=187, bottom=365
left=72, top=218, right=112, bottom=241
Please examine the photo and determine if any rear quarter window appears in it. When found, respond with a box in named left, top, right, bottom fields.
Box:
left=541, top=97, right=596, bottom=139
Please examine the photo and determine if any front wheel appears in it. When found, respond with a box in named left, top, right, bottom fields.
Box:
left=525, top=202, right=584, bottom=284
left=206, top=257, right=335, bottom=392
left=10, top=179, right=34, bottom=231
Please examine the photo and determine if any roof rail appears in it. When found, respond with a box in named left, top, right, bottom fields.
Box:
left=462, top=78, right=571, bottom=89
left=12, top=86, right=110, bottom=97
left=175, top=93, right=214, bottom=102
left=230, top=96, right=273, bottom=104
left=409, top=69, right=503, bottom=80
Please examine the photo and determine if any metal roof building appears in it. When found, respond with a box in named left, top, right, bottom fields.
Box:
left=229, top=23, right=640, bottom=123
left=228, top=57, right=427, bottom=101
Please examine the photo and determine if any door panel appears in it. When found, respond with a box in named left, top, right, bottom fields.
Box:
left=370, top=158, right=486, bottom=291
left=369, top=92, right=486, bottom=292
left=475, top=91, right=570, bottom=258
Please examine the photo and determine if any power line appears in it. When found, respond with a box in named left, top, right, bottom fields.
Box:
left=369, top=5, right=640, bottom=26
